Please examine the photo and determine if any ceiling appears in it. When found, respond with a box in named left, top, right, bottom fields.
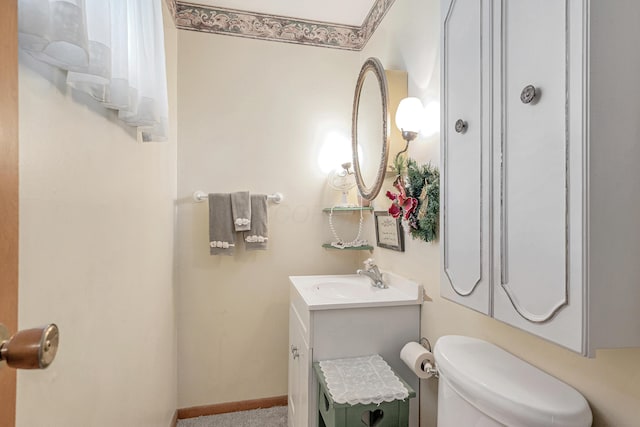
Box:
left=192, top=0, right=377, bottom=26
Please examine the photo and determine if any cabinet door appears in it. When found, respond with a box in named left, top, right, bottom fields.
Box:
left=492, top=0, right=584, bottom=352
left=288, top=306, right=311, bottom=427
left=441, top=0, right=492, bottom=314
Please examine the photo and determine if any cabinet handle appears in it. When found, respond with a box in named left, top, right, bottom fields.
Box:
left=520, top=84, right=538, bottom=104
left=454, top=119, right=468, bottom=134
left=290, top=345, right=300, bottom=360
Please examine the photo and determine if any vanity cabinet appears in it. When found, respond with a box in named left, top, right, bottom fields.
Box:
left=441, top=0, right=640, bottom=356
left=288, top=304, right=311, bottom=427
left=288, top=275, right=421, bottom=427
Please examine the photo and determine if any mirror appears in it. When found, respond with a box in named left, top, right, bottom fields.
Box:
left=352, top=57, right=390, bottom=201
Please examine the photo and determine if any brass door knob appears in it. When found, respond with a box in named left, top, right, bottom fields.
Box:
left=0, top=323, right=59, bottom=369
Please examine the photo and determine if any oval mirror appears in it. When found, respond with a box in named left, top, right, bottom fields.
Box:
left=352, top=57, right=390, bottom=201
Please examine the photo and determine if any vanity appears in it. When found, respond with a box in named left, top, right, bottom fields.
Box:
left=288, top=272, right=422, bottom=427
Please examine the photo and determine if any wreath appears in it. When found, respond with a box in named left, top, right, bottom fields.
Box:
left=386, top=157, right=440, bottom=242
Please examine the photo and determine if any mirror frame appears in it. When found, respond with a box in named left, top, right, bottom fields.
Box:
left=352, top=57, right=390, bottom=201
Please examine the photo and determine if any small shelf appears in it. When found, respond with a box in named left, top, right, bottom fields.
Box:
left=322, top=207, right=373, bottom=213
left=322, top=244, right=374, bottom=251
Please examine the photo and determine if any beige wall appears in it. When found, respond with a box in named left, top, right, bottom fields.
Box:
left=362, top=1, right=640, bottom=427
left=175, top=31, right=364, bottom=407
left=16, top=6, right=178, bottom=427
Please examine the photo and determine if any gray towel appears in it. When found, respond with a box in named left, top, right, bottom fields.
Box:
left=208, top=193, right=235, bottom=256
left=231, top=191, right=251, bottom=232
left=244, top=194, right=268, bottom=251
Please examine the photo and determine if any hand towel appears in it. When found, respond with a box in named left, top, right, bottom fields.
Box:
left=208, top=193, right=235, bottom=256
left=231, top=191, right=251, bottom=232
left=244, top=194, right=268, bottom=251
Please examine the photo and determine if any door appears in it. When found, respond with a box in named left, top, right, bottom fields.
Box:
left=0, top=0, right=19, bottom=425
left=492, top=0, right=585, bottom=352
left=288, top=306, right=310, bottom=427
left=441, top=0, right=492, bottom=314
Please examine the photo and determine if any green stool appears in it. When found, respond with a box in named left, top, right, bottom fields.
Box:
left=313, top=357, right=415, bottom=427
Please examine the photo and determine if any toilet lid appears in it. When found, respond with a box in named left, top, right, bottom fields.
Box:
left=434, top=335, right=592, bottom=427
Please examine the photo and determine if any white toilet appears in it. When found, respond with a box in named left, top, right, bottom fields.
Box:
left=433, top=335, right=592, bottom=427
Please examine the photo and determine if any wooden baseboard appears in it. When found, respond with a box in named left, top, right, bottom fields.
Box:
left=170, top=410, right=177, bottom=427
left=177, top=395, right=288, bottom=420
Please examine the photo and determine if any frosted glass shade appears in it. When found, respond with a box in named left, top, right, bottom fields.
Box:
left=395, top=97, right=424, bottom=133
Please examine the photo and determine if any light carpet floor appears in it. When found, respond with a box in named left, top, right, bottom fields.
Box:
left=177, top=406, right=288, bottom=427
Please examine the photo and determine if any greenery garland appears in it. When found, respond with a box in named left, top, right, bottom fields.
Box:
left=387, top=157, right=440, bottom=243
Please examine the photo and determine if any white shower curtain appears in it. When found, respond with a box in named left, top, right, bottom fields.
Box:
left=18, top=0, right=169, bottom=142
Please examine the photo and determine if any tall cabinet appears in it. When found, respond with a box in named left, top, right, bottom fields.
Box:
left=441, top=0, right=640, bottom=356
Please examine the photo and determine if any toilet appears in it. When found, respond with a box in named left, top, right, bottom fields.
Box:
left=433, top=335, right=592, bottom=427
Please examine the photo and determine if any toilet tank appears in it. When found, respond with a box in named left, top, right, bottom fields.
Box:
left=433, top=336, right=592, bottom=427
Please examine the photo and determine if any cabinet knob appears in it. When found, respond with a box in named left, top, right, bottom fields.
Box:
left=290, top=345, right=300, bottom=360
left=520, top=85, right=538, bottom=104
left=454, top=119, right=468, bottom=134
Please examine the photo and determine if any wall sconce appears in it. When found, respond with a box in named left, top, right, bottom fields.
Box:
left=394, top=97, right=424, bottom=162
left=318, top=131, right=353, bottom=174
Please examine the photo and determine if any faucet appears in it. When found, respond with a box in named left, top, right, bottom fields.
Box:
left=357, top=258, right=387, bottom=289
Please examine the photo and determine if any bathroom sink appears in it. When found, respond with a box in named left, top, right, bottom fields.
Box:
left=289, top=272, right=422, bottom=310
left=312, top=278, right=382, bottom=300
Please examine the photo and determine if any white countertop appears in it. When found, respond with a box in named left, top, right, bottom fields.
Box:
left=289, top=271, right=423, bottom=310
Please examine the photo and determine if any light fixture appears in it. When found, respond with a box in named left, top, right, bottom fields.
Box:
left=394, top=97, right=424, bottom=162
left=318, top=131, right=360, bottom=174
left=421, top=100, right=441, bottom=138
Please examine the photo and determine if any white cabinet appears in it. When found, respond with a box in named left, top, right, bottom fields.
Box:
left=441, top=0, right=640, bottom=356
left=441, top=0, right=492, bottom=315
left=288, top=277, right=421, bottom=427
left=288, top=304, right=311, bottom=427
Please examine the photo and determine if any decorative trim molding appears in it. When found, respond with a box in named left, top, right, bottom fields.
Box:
left=165, top=0, right=177, bottom=23
left=359, top=0, right=396, bottom=48
left=167, top=0, right=395, bottom=51
left=177, top=395, right=288, bottom=420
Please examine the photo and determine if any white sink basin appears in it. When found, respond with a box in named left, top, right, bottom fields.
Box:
left=289, top=272, right=422, bottom=310
left=312, top=278, right=382, bottom=299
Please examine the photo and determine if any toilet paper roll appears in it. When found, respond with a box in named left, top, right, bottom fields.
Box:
left=400, top=341, right=436, bottom=379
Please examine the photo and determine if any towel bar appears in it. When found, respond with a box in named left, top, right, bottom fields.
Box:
left=192, top=191, right=283, bottom=204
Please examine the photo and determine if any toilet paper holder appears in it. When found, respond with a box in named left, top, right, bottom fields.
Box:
left=419, top=337, right=439, bottom=379
left=420, top=337, right=432, bottom=352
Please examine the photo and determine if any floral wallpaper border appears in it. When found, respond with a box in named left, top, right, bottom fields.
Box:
left=165, top=0, right=395, bottom=51
left=165, top=0, right=177, bottom=23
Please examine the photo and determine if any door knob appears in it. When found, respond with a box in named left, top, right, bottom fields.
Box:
left=0, top=323, right=59, bottom=369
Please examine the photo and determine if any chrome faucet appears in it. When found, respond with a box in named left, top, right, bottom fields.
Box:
left=357, top=258, right=387, bottom=289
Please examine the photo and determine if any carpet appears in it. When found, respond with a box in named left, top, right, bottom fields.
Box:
left=177, top=406, right=288, bottom=427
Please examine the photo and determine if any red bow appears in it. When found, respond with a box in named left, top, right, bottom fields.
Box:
left=386, top=176, right=418, bottom=221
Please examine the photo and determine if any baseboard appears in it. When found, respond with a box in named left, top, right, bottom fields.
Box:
left=177, top=395, right=288, bottom=420
left=170, top=410, right=178, bottom=427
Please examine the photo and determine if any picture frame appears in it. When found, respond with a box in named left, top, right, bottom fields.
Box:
left=374, top=211, right=404, bottom=252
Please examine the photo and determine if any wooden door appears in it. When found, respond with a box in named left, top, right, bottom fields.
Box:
left=440, top=0, right=492, bottom=314
left=0, top=0, right=19, bottom=425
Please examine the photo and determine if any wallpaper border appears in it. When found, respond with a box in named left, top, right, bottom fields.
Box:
left=166, top=0, right=395, bottom=51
